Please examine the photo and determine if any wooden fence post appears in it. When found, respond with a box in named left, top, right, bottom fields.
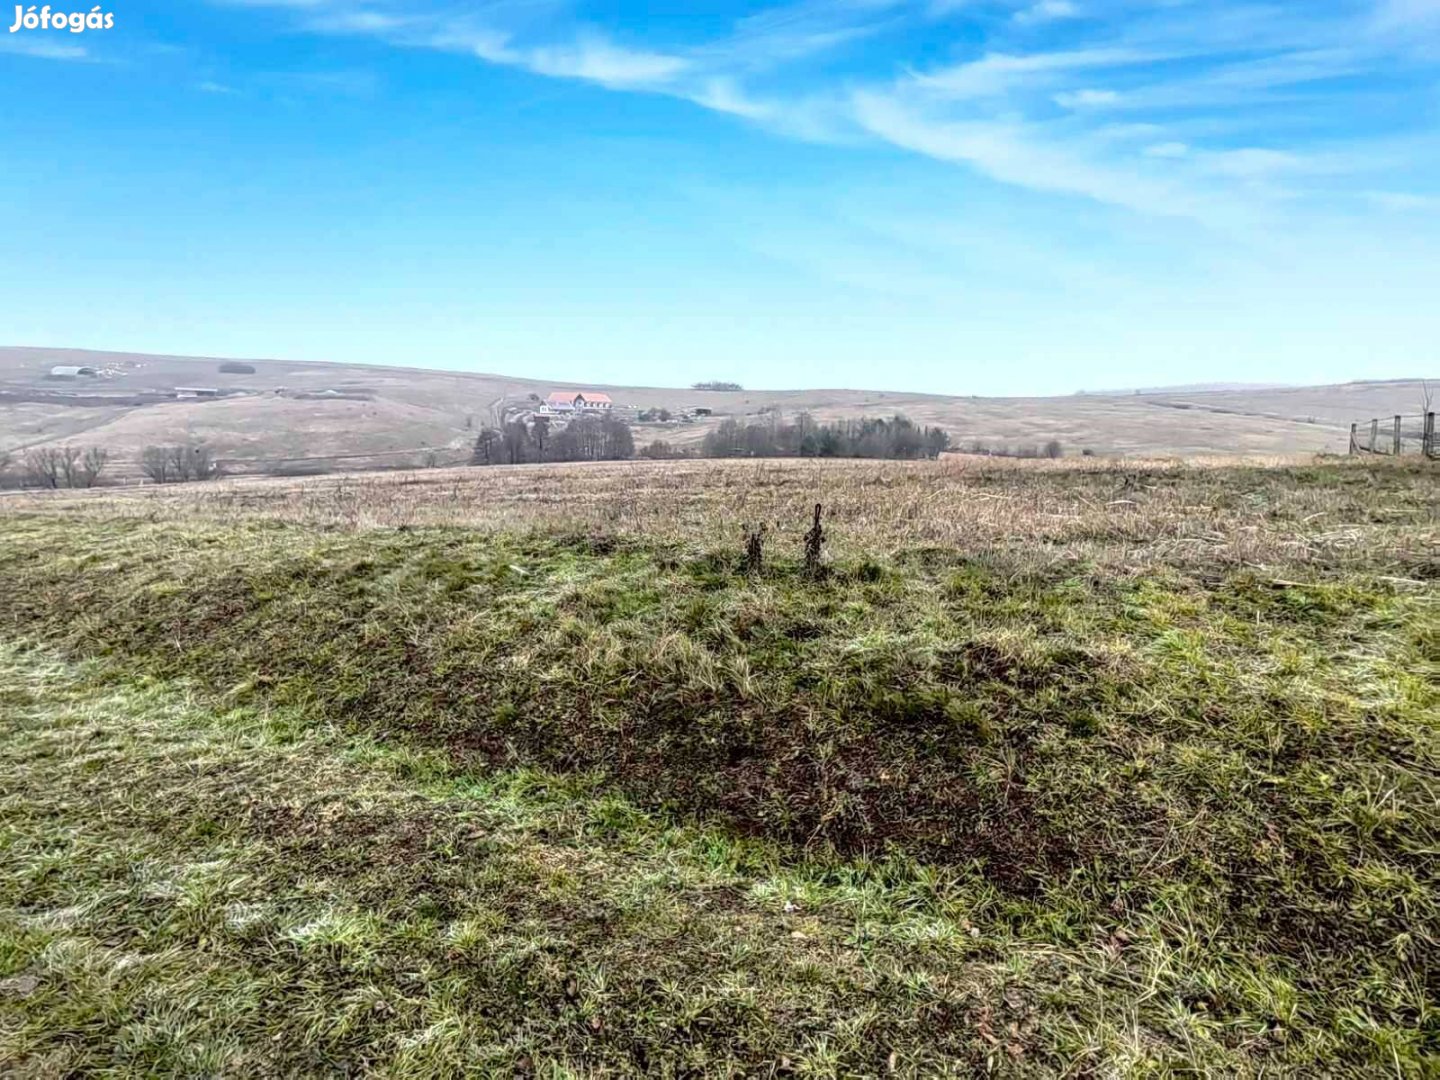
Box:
left=1349, top=422, right=1358, bottom=455
left=1394, top=415, right=1403, bottom=456
left=1370, top=418, right=1379, bottom=453
left=1425, top=412, right=1437, bottom=459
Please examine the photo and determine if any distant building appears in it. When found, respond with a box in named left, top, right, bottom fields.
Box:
left=692, top=406, right=713, bottom=417
left=175, top=386, right=221, bottom=399
left=48, top=365, right=97, bottom=379
left=544, top=391, right=613, bottom=412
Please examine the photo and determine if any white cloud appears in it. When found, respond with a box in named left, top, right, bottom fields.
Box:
left=1202, top=148, right=1306, bottom=179
left=913, top=48, right=1149, bottom=99
left=1373, top=0, right=1440, bottom=28
left=1014, top=1, right=1081, bottom=26
left=0, top=37, right=90, bottom=61
left=1053, top=88, right=1119, bottom=108
left=526, top=35, right=689, bottom=88
left=1365, top=190, right=1440, bottom=210
left=851, top=89, right=1210, bottom=219
left=308, top=10, right=409, bottom=34
left=200, top=0, right=1439, bottom=231
left=716, top=0, right=908, bottom=68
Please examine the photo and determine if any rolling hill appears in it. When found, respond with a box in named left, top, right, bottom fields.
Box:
left=0, top=346, right=1431, bottom=476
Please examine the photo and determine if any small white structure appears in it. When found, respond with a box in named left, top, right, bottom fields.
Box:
left=48, top=365, right=97, bottom=379
left=175, top=386, right=222, bottom=399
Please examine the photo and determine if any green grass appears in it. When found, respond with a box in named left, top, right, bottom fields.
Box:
left=1, top=462, right=1437, bottom=1075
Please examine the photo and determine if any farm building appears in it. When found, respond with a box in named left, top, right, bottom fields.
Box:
left=47, top=365, right=97, bottom=379
left=544, top=391, right=613, bottom=413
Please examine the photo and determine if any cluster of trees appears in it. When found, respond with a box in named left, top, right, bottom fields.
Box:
left=637, top=440, right=690, bottom=460
left=960, top=439, right=1065, bottom=459
left=700, top=413, right=951, bottom=460
left=0, top=443, right=227, bottom=488
left=141, top=443, right=223, bottom=483
left=5, top=446, right=110, bottom=489
left=692, top=381, right=743, bottom=391
left=472, top=415, right=636, bottom=465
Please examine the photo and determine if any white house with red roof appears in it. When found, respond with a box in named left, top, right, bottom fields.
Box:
left=543, top=391, right=612, bottom=413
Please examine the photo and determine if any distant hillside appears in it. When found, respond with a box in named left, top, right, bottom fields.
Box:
left=1083, top=382, right=1295, bottom=394
left=1, top=346, right=1432, bottom=476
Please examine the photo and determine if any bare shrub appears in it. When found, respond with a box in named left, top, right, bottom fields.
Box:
left=72, top=447, right=108, bottom=487
left=142, top=444, right=222, bottom=484
left=639, top=440, right=685, bottom=460
left=23, top=448, right=68, bottom=488
left=472, top=428, right=503, bottom=466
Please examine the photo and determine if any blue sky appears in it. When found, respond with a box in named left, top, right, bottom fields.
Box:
left=2, top=0, right=1437, bottom=394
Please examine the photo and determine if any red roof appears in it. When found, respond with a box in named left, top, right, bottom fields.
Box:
left=545, top=391, right=611, bottom=405
left=582, top=392, right=613, bottom=404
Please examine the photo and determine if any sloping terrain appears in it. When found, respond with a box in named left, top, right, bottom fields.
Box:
left=2, top=346, right=1431, bottom=474
left=1, top=457, right=1435, bottom=1074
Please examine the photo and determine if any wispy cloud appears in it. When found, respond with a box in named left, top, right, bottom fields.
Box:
left=1014, top=1, right=1081, bottom=26
left=1373, top=0, right=1440, bottom=29
left=912, top=48, right=1153, bottom=99
left=0, top=37, right=91, bottom=61
left=1053, top=87, right=1119, bottom=108
left=1366, top=189, right=1440, bottom=210
left=524, top=35, right=690, bottom=88
left=204, top=0, right=1440, bottom=227
left=852, top=89, right=1214, bottom=219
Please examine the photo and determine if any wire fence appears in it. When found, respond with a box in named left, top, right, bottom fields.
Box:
left=1349, top=412, right=1437, bottom=458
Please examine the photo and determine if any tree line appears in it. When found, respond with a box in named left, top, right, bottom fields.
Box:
left=959, top=439, right=1069, bottom=459
left=700, top=413, right=951, bottom=460
left=472, top=414, right=635, bottom=465
left=0, top=443, right=224, bottom=489
left=0, top=410, right=957, bottom=489
left=0, top=446, right=110, bottom=489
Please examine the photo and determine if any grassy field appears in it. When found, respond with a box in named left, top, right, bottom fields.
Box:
left=1, top=457, right=1436, bottom=1075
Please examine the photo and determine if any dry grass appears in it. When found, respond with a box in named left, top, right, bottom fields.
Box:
left=8, top=454, right=1436, bottom=573
left=2, top=454, right=1436, bottom=1076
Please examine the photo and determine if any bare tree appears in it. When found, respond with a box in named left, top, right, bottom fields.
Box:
left=23, top=448, right=66, bottom=488
left=472, top=427, right=502, bottom=466
left=56, top=445, right=89, bottom=488
left=141, top=445, right=172, bottom=484
left=180, top=443, right=221, bottom=481
left=141, top=443, right=221, bottom=483
left=76, top=447, right=109, bottom=487
left=502, top=421, right=531, bottom=465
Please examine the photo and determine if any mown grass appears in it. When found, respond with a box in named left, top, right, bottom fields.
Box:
left=1, top=458, right=1436, bottom=1075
